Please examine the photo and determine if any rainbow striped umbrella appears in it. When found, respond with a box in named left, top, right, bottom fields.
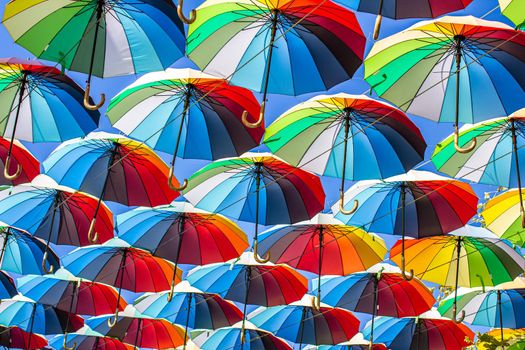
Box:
left=107, top=68, right=264, bottom=189
left=3, top=0, right=186, bottom=110
left=366, top=16, right=525, bottom=152
left=482, top=189, right=525, bottom=247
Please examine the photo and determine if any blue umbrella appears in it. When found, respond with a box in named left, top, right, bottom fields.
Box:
left=0, top=224, right=59, bottom=275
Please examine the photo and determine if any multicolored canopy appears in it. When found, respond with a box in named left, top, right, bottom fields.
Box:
left=187, top=0, right=365, bottom=96
left=482, top=189, right=525, bottom=247
left=341, top=0, right=473, bottom=19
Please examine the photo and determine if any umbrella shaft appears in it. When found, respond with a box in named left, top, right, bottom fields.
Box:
left=8, top=71, right=27, bottom=153
left=183, top=293, right=193, bottom=350
left=261, top=11, right=279, bottom=103
left=339, top=111, right=351, bottom=193
left=45, top=193, right=61, bottom=251
left=498, top=290, right=504, bottom=347
left=317, top=226, right=324, bottom=301
left=297, top=307, right=306, bottom=348
left=254, top=164, right=262, bottom=242
left=26, top=304, right=36, bottom=350
left=453, top=237, right=462, bottom=313
left=511, top=120, right=525, bottom=213
left=454, top=36, right=463, bottom=128
left=0, top=229, right=9, bottom=268
left=171, top=89, right=191, bottom=167
left=171, top=215, right=185, bottom=285
left=240, top=268, right=252, bottom=350
left=87, top=0, right=104, bottom=82
left=133, top=318, right=142, bottom=349
left=370, top=278, right=379, bottom=347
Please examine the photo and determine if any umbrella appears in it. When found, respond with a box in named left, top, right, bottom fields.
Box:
left=249, top=294, right=359, bottom=346
left=340, top=0, right=472, bottom=39
left=332, top=170, right=478, bottom=279
left=187, top=0, right=365, bottom=121
left=432, top=110, right=525, bottom=234
left=499, top=0, right=524, bottom=28
left=0, top=58, right=99, bottom=179
left=362, top=315, right=474, bottom=350
left=0, top=137, right=39, bottom=185
left=390, top=234, right=525, bottom=323
left=0, top=270, right=17, bottom=299
left=310, top=333, right=387, bottom=350
left=50, top=329, right=134, bottom=350
left=263, top=94, right=426, bottom=212
left=482, top=188, right=525, bottom=247
left=0, top=224, right=60, bottom=275
left=3, top=0, right=186, bottom=110
left=43, top=132, right=180, bottom=239
left=134, top=281, right=243, bottom=350
left=87, top=308, right=186, bottom=350
left=107, top=68, right=264, bottom=189
left=117, top=202, right=248, bottom=299
left=62, top=240, right=181, bottom=327
left=365, top=16, right=525, bottom=152
left=0, top=325, right=48, bottom=350
left=257, top=213, right=387, bottom=308
left=195, top=321, right=291, bottom=350
left=0, top=296, right=84, bottom=349
left=187, top=252, right=308, bottom=345
left=313, top=265, right=435, bottom=346
left=478, top=328, right=525, bottom=350
left=439, top=287, right=525, bottom=345
left=183, top=153, right=325, bottom=262
left=0, top=175, right=114, bottom=268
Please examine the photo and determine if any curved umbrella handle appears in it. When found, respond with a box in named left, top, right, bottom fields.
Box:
left=107, top=309, right=119, bottom=328
left=476, top=274, right=486, bottom=293
left=521, top=207, right=525, bottom=229
left=84, top=83, right=105, bottom=111
left=453, top=308, right=465, bottom=324
left=177, top=0, right=196, bottom=24
left=240, top=322, right=246, bottom=344
left=311, top=295, right=321, bottom=312
left=63, top=334, right=77, bottom=350
left=242, top=102, right=265, bottom=129
left=3, top=153, right=21, bottom=181
left=401, top=255, right=414, bottom=281
left=168, top=166, right=188, bottom=191
left=454, top=130, right=476, bottom=154
left=339, top=192, right=358, bottom=215
left=253, top=240, right=270, bottom=264
left=166, top=279, right=176, bottom=302
left=42, top=251, right=54, bottom=274
left=87, top=218, right=98, bottom=243
left=373, top=14, right=383, bottom=40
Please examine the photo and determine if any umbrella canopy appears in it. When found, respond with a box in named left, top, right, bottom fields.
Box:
left=0, top=325, right=48, bottom=350
left=263, top=94, right=426, bottom=181
left=17, top=273, right=127, bottom=316
left=196, top=321, right=291, bottom=350
left=362, top=316, right=474, bottom=350
left=499, top=0, right=525, bottom=27
left=43, top=132, right=180, bottom=207
left=365, top=16, right=525, bottom=151
left=482, top=189, right=525, bottom=247
left=87, top=311, right=186, bottom=350
left=0, top=224, right=60, bottom=275
left=478, top=328, right=525, bottom=350
left=50, top=331, right=134, bottom=350
left=0, top=175, right=114, bottom=259
left=249, top=294, right=359, bottom=346
left=187, top=0, right=365, bottom=99
left=312, top=333, right=387, bottom=350
left=3, top=0, right=186, bottom=110
left=107, top=68, right=264, bottom=184
left=0, top=297, right=84, bottom=335
left=0, top=137, right=39, bottom=185
left=0, top=270, right=17, bottom=299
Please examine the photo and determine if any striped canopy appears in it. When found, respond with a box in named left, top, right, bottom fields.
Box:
left=482, top=189, right=525, bottom=247
left=339, top=0, right=472, bottom=19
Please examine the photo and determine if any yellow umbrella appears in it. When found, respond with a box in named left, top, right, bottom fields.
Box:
left=482, top=189, right=525, bottom=247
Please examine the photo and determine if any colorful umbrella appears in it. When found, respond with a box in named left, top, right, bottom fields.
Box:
left=249, top=294, right=359, bottom=346
left=0, top=175, right=114, bottom=269
left=43, top=132, right=180, bottom=239
left=365, top=16, right=525, bottom=152
left=264, top=94, right=426, bottom=211
left=183, top=153, right=325, bottom=262
left=313, top=265, right=435, bottom=346
left=87, top=309, right=186, bottom=350
left=187, top=0, right=365, bottom=121
left=439, top=287, right=525, bottom=344
left=62, top=240, right=181, bottom=327
left=478, top=328, right=525, bottom=350
left=0, top=137, right=39, bottom=185
left=332, top=170, right=478, bottom=279
left=117, top=201, right=248, bottom=299
left=499, top=0, right=525, bottom=28
left=0, top=297, right=84, bottom=350
left=134, top=281, right=243, bottom=350
left=391, top=234, right=525, bottom=322
left=0, top=58, right=99, bottom=179
left=362, top=315, right=474, bottom=350
left=195, top=321, right=291, bottom=350
left=0, top=270, right=17, bottom=299
left=51, top=330, right=134, bottom=350
left=0, top=325, right=48, bottom=350
left=3, top=0, right=186, bottom=110
left=187, top=253, right=308, bottom=345
left=107, top=68, right=264, bottom=189
left=433, top=110, right=525, bottom=234
left=0, top=224, right=60, bottom=275
left=482, top=189, right=525, bottom=247
left=310, top=333, right=387, bottom=350
left=257, top=213, right=387, bottom=308
left=340, top=0, right=472, bottom=39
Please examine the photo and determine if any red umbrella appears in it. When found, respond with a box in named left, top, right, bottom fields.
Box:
left=0, top=325, right=48, bottom=349
left=0, top=137, right=39, bottom=184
